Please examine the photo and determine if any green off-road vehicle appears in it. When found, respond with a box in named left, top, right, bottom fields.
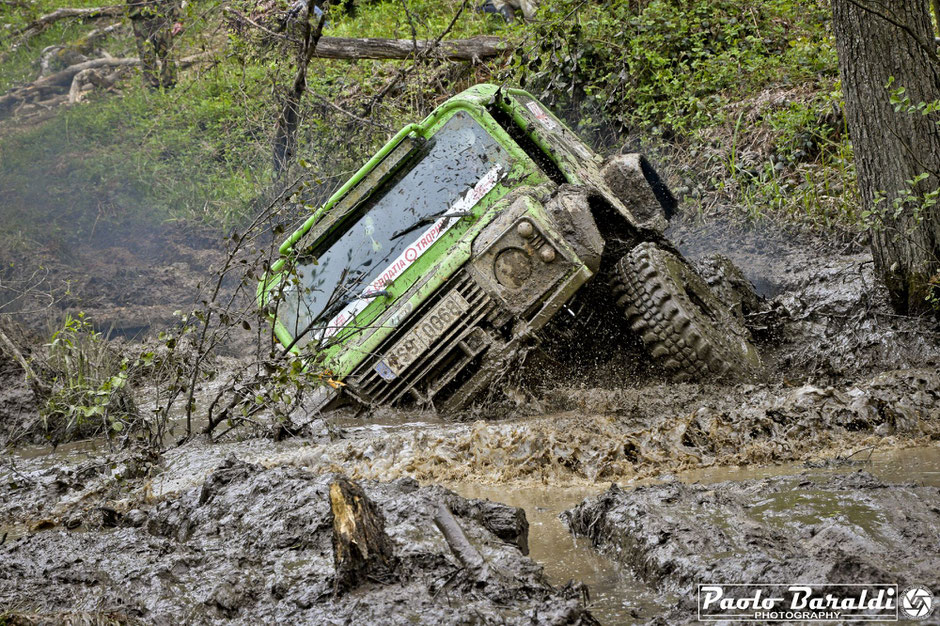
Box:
left=259, top=84, right=761, bottom=412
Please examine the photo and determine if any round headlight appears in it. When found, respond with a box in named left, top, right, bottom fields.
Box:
left=494, top=248, right=532, bottom=289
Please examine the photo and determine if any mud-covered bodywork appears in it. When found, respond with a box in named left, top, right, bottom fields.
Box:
left=259, top=84, right=676, bottom=412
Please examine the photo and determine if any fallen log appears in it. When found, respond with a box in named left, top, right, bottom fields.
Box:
left=329, top=476, right=397, bottom=594
left=312, top=36, right=505, bottom=62
left=0, top=52, right=212, bottom=115
left=224, top=8, right=504, bottom=62
left=0, top=56, right=137, bottom=112
left=15, top=5, right=124, bottom=37
left=433, top=504, right=485, bottom=571
left=39, top=22, right=124, bottom=76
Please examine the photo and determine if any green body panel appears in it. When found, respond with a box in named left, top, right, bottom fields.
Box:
left=258, top=84, right=576, bottom=379
left=330, top=193, right=591, bottom=377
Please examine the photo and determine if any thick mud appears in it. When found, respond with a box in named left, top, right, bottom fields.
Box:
left=0, top=457, right=597, bottom=624
left=564, top=459, right=940, bottom=623
left=670, top=218, right=940, bottom=378
left=3, top=215, right=940, bottom=624
left=257, top=367, right=940, bottom=485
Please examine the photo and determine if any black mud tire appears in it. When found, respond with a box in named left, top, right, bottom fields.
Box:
left=611, top=242, right=763, bottom=381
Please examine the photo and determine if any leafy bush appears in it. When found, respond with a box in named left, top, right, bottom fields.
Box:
left=41, top=313, right=138, bottom=441
left=514, top=0, right=836, bottom=140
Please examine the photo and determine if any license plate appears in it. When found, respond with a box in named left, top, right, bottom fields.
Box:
left=377, top=291, right=470, bottom=379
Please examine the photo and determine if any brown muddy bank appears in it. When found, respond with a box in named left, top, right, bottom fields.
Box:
left=564, top=465, right=940, bottom=624
left=0, top=457, right=597, bottom=625
left=0, top=221, right=223, bottom=338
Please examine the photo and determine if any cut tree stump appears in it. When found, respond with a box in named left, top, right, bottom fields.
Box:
left=329, top=476, right=397, bottom=594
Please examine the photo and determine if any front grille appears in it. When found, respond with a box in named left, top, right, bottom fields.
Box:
left=348, top=271, right=497, bottom=406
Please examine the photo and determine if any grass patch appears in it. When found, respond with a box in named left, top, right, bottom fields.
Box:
left=1, top=0, right=861, bottom=246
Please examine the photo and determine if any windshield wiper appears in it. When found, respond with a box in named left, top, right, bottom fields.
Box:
left=390, top=209, right=472, bottom=241
left=283, top=289, right=390, bottom=354
left=318, top=289, right=389, bottom=324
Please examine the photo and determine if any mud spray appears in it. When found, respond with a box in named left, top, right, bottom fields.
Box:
left=2, top=218, right=939, bottom=624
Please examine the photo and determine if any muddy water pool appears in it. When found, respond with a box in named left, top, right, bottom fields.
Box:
left=448, top=446, right=940, bottom=624
left=451, top=445, right=940, bottom=624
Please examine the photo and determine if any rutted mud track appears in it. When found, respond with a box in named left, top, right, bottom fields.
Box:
left=0, top=458, right=597, bottom=624
left=2, top=216, right=940, bottom=624
left=260, top=367, right=940, bottom=486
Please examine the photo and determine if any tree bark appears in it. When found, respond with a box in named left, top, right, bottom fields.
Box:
left=311, top=36, right=505, bottom=62
left=329, top=477, right=397, bottom=594
left=832, top=0, right=940, bottom=311
left=272, top=3, right=327, bottom=175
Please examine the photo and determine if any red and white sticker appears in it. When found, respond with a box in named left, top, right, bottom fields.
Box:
left=319, top=164, right=504, bottom=339
left=526, top=101, right=558, bottom=131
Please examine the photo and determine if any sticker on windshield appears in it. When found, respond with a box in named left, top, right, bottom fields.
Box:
left=318, top=164, right=505, bottom=341
left=526, top=101, right=558, bottom=131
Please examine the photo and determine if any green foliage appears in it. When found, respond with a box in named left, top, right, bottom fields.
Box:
left=502, top=0, right=857, bottom=229
left=0, top=0, right=863, bottom=242
left=866, top=173, right=939, bottom=233
left=0, top=60, right=271, bottom=241
left=41, top=312, right=137, bottom=440
left=722, top=87, right=858, bottom=226
left=513, top=0, right=837, bottom=141
left=887, top=76, right=940, bottom=121
left=0, top=0, right=113, bottom=91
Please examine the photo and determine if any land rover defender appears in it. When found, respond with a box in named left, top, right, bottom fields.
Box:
left=259, top=84, right=761, bottom=412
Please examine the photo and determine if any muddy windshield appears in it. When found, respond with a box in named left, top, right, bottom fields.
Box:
left=279, top=110, right=512, bottom=345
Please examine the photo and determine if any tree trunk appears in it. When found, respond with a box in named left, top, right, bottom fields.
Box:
left=329, top=477, right=397, bottom=594
left=831, top=0, right=940, bottom=312
left=272, top=4, right=327, bottom=176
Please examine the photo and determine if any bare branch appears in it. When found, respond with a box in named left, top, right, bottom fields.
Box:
left=307, top=88, right=394, bottom=132
left=14, top=5, right=124, bottom=37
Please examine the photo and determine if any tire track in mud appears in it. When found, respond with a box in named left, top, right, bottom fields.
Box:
left=255, top=369, right=940, bottom=487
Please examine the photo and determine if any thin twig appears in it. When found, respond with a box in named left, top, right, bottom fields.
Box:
left=306, top=88, right=394, bottom=132
left=365, top=0, right=469, bottom=114
left=224, top=7, right=301, bottom=45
